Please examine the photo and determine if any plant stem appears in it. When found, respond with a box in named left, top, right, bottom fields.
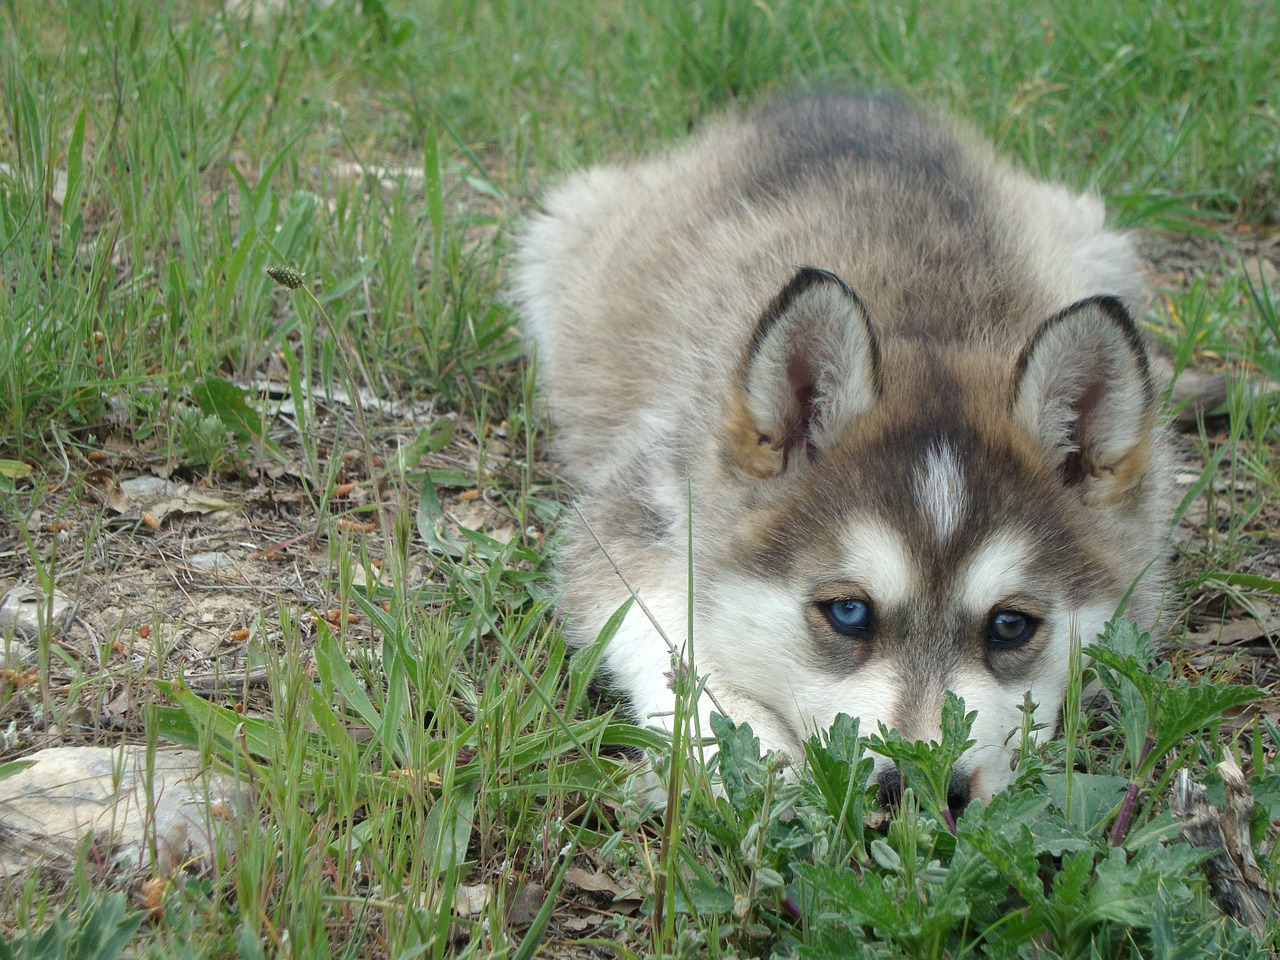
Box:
left=1109, top=736, right=1155, bottom=846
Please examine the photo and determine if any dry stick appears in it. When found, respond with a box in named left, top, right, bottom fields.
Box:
left=1172, top=758, right=1276, bottom=936
left=573, top=504, right=726, bottom=719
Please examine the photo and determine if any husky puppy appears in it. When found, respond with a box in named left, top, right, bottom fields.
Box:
left=515, top=94, right=1170, bottom=808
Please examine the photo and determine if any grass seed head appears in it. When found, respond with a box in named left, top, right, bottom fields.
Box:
left=267, top=266, right=306, bottom=289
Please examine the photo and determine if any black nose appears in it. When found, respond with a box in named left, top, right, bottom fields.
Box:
left=875, top=768, right=904, bottom=808
left=876, top=768, right=971, bottom=817
left=947, top=772, right=971, bottom=814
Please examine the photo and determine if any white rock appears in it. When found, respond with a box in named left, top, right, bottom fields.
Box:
left=0, top=745, right=247, bottom=876
left=0, top=586, right=73, bottom=640
left=118, top=476, right=176, bottom=498
left=188, top=552, right=234, bottom=573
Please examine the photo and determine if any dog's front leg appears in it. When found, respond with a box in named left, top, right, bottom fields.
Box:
left=601, top=599, right=800, bottom=777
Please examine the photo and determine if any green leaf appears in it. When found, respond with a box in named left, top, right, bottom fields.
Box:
left=390, top=417, right=453, bottom=473
left=0, top=892, right=142, bottom=960
left=673, top=874, right=736, bottom=916
left=708, top=711, right=769, bottom=809
left=1122, top=810, right=1187, bottom=851
left=423, top=121, right=444, bottom=271
left=1081, top=844, right=1198, bottom=930
left=868, top=691, right=975, bottom=823
left=192, top=377, right=282, bottom=459
left=69, top=891, right=144, bottom=960
left=1171, top=444, right=1227, bottom=526
left=0, top=759, right=35, bottom=784
left=313, top=618, right=383, bottom=730
left=0, top=459, right=34, bottom=480
left=1041, top=772, right=1129, bottom=834
left=62, top=107, right=86, bottom=226
left=959, top=811, right=1048, bottom=913
left=1148, top=878, right=1266, bottom=959
left=426, top=467, right=473, bottom=488
left=803, top=713, right=876, bottom=852
left=1088, top=619, right=1265, bottom=778
left=1147, top=682, right=1264, bottom=775
left=599, top=720, right=667, bottom=753
left=415, top=476, right=464, bottom=557
left=1220, top=572, right=1280, bottom=595
left=565, top=598, right=631, bottom=717
left=422, top=785, right=475, bottom=878
left=235, top=923, right=268, bottom=960
left=1086, top=620, right=1161, bottom=770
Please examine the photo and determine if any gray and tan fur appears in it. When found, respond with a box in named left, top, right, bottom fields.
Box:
left=515, top=94, right=1171, bottom=806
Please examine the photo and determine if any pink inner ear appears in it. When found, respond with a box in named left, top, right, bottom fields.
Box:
left=1059, top=353, right=1110, bottom=486
left=784, top=354, right=820, bottom=466
left=1060, top=449, right=1086, bottom=486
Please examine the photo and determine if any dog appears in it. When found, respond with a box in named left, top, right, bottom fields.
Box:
left=514, top=93, right=1172, bottom=810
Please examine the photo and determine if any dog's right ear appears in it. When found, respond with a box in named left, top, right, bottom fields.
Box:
left=726, top=267, right=882, bottom=478
left=1013, top=295, right=1156, bottom=504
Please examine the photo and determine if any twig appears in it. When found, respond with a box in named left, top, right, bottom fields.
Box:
left=1171, top=759, right=1276, bottom=936
left=572, top=504, right=726, bottom=718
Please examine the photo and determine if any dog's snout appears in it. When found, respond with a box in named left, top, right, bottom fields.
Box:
left=875, top=767, right=903, bottom=809
left=875, top=767, right=972, bottom=817
left=946, top=771, right=971, bottom=813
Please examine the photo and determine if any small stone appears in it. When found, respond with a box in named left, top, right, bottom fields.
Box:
left=0, top=637, right=34, bottom=667
left=0, top=586, right=73, bottom=640
left=453, top=883, right=491, bottom=916
left=119, top=476, right=176, bottom=498
left=1242, top=256, right=1278, bottom=289
left=188, top=552, right=234, bottom=573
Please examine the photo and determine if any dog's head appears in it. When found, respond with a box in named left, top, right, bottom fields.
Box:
left=705, top=266, right=1167, bottom=806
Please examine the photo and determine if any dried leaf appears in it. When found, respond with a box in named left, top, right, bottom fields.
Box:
left=564, top=866, right=623, bottom=895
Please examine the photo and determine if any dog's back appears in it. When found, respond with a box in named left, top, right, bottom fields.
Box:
left=516, top=94, right=1170, bottom=804
left=519, top=95, right=1141, bottom=481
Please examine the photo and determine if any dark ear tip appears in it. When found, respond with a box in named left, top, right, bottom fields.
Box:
left=1083, top=295, right=1145, bottom=348
left=749, top=266, right=870, bottom=362
left=1015, top=294, right=1154, bottom=401
left=1040, top=294, right=1138, bottom=339
left=791, top=265, right=856, bottom=297
left=1013, top=293, right=1161, bottom=485
left=1080, top=294, right=1154, bottom=396
left=732, top=265, right=882, bottom=476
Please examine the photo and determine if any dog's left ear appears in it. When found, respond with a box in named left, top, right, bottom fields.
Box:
left=726, top=267, right=881, bottom=478
left=1014, top=296, right=1156, bottom=502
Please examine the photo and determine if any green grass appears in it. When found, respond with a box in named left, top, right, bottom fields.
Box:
left=2, top=0, right=1279, bottom=957
left=3, top=0, right=1278, bottom=461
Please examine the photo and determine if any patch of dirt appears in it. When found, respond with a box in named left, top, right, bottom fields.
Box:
left=0, top=378, right=545, bottom=753
left=1141, top=226, right=1280, bottom=714
left=1142, top=223, right=1280, bottom=293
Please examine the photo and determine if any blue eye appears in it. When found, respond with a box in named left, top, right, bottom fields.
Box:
left=986, top=611, right=1037, bottom=648
left=822, top=598, right=872, bottom=636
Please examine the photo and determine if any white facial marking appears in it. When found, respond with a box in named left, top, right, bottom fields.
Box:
left=950, top=665, right=1028, bottom=794
left=801, top=660, right=903, bottom=741
left=843, top=519, right=914, bottom=607
left=702, top=577, right=806, bottom=696
left=958, top=532, right=1036, bottom=612
left=914, top=442, right=966, bottom=542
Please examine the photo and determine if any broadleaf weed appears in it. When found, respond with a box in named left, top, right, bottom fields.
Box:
left=654, top=617, right=1270, bottom=958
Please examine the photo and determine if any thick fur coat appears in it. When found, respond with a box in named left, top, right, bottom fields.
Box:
left=515, top=94, right=1171, bottom=804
